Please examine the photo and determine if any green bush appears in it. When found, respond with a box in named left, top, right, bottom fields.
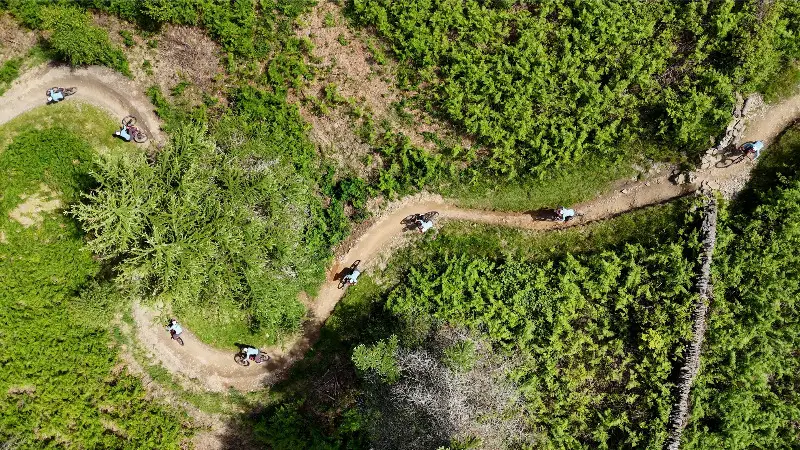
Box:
left=72, top=123, right=327, bottom=339
left=37, top=5, right=130, bottom=74
left=351, top=0, right=800, bottom=176
left=683, top=128, right=800, bottom=449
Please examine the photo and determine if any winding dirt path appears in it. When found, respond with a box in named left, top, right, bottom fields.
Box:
left=2, top=63, right=797, bottom=393
left=0, top=63, right=163, bottom=142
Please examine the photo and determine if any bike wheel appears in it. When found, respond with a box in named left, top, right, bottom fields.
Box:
left=133, top=131, right=148, bottom=143
left=424, top=211, right=439, bottom=221
left=337, top=279, right=346, bottom=289
left=234, top=354, right=249, bottom=366
left=402, top=214, right=418, bottom=225
left=176, top=336, right=184, bottom=346
left=63, top=87, right=77, bottom=96
left=257, top=353, right=271, bottom=363
left=122, top=115, right=136, bottom=127
left=351, top=260, right=361, bottom=269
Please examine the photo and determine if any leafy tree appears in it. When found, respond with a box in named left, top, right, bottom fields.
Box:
left=72, top=123, right=323, bottom=337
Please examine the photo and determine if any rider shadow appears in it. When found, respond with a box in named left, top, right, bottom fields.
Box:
left=333, top=264, right=357, bottom=282
left=527, top=208, right=559, bottom=221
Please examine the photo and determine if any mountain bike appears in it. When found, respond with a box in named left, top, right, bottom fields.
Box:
left=116, top=115, right=149, bottom=143
left=234, top=350, right=270, bottom=366
left=401, top=211, right=439, bottom=231
left=714, top=144, right=756, bottom=168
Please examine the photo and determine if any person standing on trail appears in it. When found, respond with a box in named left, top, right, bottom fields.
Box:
left=166, top=318, right=183, bottom=341
left=556, top=206, right=576, bottom=222
left=743, top=140, right=764, bottom=160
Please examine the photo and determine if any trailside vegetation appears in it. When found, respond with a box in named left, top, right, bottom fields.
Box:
left=384, top=233, right=702, bottom=447
left=351, top=0, right=800, bottom=177
left=683, top=127, right=800, bottom=448
left=72, top=122, right=331, bottom=342
left=0, top=125, right=188, bottom=448
left=5, top=1, right=130, bottom=75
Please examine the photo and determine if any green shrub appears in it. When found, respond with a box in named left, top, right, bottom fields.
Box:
left=119, top=29, right=135, bottom=46
left=442, top=340, right=476, bottom=372
left=39, top=5, right=130, bottom=75
left=351, top=0, right=800, bottom=176
left=353, top=335, right=401, bottom=383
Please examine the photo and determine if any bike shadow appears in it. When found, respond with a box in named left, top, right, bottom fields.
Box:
left=527, top=208, right=558, bottom=221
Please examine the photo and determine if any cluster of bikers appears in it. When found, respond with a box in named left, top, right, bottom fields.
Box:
left=50, top=84, right=766, bottom=366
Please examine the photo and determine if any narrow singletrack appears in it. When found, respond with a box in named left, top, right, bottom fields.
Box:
left=0, top=64, right=163, bottom=142
left=2, top=63, right=797, bottom=392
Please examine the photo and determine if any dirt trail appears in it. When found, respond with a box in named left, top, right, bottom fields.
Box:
left=0, top=63, right=163, bottom=142
left=3, top=62, right=799, bottom=393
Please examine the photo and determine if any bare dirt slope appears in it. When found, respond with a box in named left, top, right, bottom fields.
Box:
left=3, top=61, right=799, bottom=393
left=0, top=64, right=163, bottom=142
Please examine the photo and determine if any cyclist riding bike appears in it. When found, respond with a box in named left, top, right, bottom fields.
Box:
left=556, top=206, right=576, bottom=222
left=166, top=318, right=183, bottom=340
left=416, top=219, right=434, bottom=233
left=242, top=346, right=260, bottom=361
left=742, top=140, right=764, bottom=160
left=343, top=268, right=361, bottom=286
left=47, top=88, right=64, bottom=103
left=115, top=125, right=132, bottom=142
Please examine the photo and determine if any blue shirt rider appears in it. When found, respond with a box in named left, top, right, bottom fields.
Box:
left=167, top=319, right=182, bottom=339
left=47, top=89, right=64, bottom=103
left=344, top=269, right=361, bottom=285
left=743, top=140, right=764, bottom=160
left=417, top=219, right=434, bottom=233
left=242, top=346, right=260, bottom=360
left=557, top=206, right=576, bottom=222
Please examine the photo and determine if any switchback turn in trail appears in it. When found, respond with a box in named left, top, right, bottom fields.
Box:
left=2, top=63, right=798, bottom=392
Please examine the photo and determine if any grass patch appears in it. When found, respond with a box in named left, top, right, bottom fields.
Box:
left=0, top=101, right=131, bottom=153
left=762, top=61, right=800, bottom=103
left=0, top=109, right=188, bottom=447
left=404, top=198, right=690, bottom=267
left=445, top=155, right=635, bottom=211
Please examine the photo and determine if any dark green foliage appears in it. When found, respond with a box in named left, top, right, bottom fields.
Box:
left=119, top=29, right=135, bottom=46
left=375, top=133, right=443, bottom=198
left=72, top=124, right=325, bottom=339
left=7, top=3, right=131, bottom=75
left=683, top=128, right=800, bottom=448
left=351, top=0, right=800, bottom=177
left=0, top=57, right=21, bottom=85
left=352, top=335, right=401, bottom=383
left=0, top=126, right=188, bottom=448
left=385, top=217, right=704, bottom=447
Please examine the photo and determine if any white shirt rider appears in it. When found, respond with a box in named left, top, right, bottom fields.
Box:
left=243, top=347, right=260, bottom=360
left=418, top=219, right=434, bottom=233
left=345, top=269, right=361, bottom=285
left=557, top=207, right=575, bottom=222
left=167, top=320, right=182, bottom=336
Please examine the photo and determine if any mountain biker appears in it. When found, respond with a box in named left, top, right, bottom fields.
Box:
left=241, top=346, right=260, bottom=361
left=166, top=318, right=183, bottom=340
left=47, top=88, right=64, bottom=103
left=556, top=206, right=576, bottom=222
left=343, top=268, right=361, bottom=285
left=115, top=125, right=132, bottom=141
left=742, top=140, right=764, bottom=160
left=416, top=218, right=434, bottom=233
